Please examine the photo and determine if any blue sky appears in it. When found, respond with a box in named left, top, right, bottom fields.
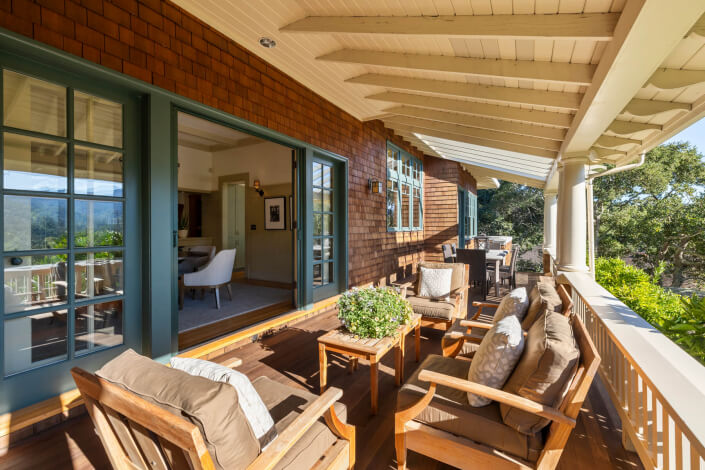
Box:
left=665, top=117, right=705, bottom=155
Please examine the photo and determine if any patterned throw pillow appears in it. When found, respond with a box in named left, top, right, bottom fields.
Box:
left=467, top=315, right=525, bottom=407
left=418, top=267, right=453, bottom=301
left=493, top=287, right=530, bottom=324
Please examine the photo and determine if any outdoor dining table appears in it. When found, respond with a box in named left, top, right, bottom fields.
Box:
left=486, top=249, right=508, bottom=297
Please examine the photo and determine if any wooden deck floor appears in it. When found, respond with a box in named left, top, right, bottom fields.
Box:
left=0, top=274, right=644, bottom=470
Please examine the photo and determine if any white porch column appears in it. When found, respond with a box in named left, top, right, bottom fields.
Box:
left=556, top=156, right=588, bottom=272
left=542, top=190, right=558, bottom=257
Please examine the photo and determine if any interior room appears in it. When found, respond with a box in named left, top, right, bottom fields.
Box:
left=177, top=112, right=295, bottom=345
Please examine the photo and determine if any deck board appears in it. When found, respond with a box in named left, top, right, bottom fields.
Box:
left=0, top=273, right=644, bottom=470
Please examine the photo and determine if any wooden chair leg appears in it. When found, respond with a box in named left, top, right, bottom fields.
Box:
left=395, top=421, right=407, bottom=470
left=214, top=287, right=220, bottom=310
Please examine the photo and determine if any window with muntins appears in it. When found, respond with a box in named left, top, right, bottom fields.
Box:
left=386, top=143, right=422, bottom=231
left=465, top=191, right=478, bottom=240
left=1, top=69, right=125, bottom=376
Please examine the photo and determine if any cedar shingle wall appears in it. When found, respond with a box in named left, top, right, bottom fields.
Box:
left=0, top=0, right=433, bottom=286
left=423, top=158, right=477, bottom=262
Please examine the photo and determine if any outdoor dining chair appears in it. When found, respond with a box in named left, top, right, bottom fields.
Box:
left=456, top=248, right=489, bottom=300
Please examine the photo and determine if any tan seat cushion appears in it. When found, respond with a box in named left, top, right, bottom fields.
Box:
left=522, top=282, right=563, bottom=330
left=407, top=295, right=456, bottom=320
left=96, top=349, right=259, bottom=470
left=417, top=262, right=465, bottom=295
left=398, top=355, right=544, bottom=462
left=252, top=377, right=348, bottom=470
left=501, top=312, right=580, bottom=434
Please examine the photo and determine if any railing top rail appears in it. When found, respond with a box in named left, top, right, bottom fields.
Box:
left=561, top=271, right=705, bottom=453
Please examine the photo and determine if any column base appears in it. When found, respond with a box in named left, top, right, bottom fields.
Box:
left=556, top=263, right=588, bottom=273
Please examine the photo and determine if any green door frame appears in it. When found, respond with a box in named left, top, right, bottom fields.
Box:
left=0, top=44, right=143, bottom=414
left=0, top=28, right=350, bottom=413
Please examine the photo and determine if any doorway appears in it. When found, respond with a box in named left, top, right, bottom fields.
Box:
left=175, top=112, right=297, bottom=348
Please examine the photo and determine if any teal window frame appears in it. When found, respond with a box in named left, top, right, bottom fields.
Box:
left=386, top=142, right=423, bottom=232
left=464, top=191, right=478, bottom=240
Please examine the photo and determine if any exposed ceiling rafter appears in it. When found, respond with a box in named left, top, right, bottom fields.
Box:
left=648, top=69, right=705, bottom=90
left=384, top=115, right=561, bottom=151
left=368, top=92, right=573, bottom=128
left=281, top=13, right=620, bottom=40
left=607, top=120, right=662, bottom=136
left=317, top=49, right=596, bottom=85
left=383, top=106, right=567, bottom=141
left=389, top=123, right=558, bottom=159
left=621, top=98, right=691, bottom=116
left=345, top=74, right=583, bottom=110
left=595, top=134, right=641, bottom=149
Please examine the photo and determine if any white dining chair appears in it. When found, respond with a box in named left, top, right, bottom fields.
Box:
left=182, top=248, right=236, bottom=309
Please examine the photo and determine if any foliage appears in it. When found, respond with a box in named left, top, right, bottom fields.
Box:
left=516, top=259, right=542, bottom=273
left=337, top=287, right=413, bottom=339
left=179, top=212, right=189, bottom=230
left=595, top=257, right=705, bottom=364
left=593, top=142, right=705, bottom=288
left=477, top=182, right=544, bottom=251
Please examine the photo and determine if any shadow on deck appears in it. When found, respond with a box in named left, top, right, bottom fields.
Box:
left=0, top=272, right=644, bottom=470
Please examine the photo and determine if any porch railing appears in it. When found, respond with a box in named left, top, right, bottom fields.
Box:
left=561, top=271, right=705, bottom=470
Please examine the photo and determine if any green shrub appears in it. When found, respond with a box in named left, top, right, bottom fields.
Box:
left=596, top=257, right=704, bottom=364
left=337, top=287, right=413, bottom=339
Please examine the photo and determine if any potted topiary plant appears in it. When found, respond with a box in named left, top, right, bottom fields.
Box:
left=337, top=286, right=414, bottom=339
left=178, top=213, right=189, bottom=238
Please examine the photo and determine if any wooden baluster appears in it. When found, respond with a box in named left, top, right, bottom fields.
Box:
left=690, top=443, right=701, bottom=470
left=665, top=413, right=671, bottom=470
left=676, top=427, right=683, bottom=470
left=652, top=393, right=659, bottom=466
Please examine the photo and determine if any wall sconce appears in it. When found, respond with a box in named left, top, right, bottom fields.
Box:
left=253, top=179, right=264, bottom=197
left=368, top=178, right=383, bottom=194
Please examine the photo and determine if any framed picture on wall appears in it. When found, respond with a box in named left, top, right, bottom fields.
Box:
left=265, top=196, right=286, bottom=230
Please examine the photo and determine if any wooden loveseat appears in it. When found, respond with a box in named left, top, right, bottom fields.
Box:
left=72, top=350, right=355, bottom=470
left=394, top=279, right=600, bottom=470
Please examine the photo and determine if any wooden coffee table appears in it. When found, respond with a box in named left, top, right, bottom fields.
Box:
left=318, top=313, right=421, bottom=414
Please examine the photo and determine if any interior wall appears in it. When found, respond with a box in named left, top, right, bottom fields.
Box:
left=179, top=139, right=294, bottom=284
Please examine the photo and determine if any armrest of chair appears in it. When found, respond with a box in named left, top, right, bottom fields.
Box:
left=391, top=277, right=416, bottom=298
left=470, top=301, right=499, bottom=320
left=417, top=369, right=575, bottom=428
left=458, top=320, right=493, bottom=330
left=249, top=387, right=351, bottom=470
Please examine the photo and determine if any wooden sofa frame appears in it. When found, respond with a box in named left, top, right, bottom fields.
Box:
left=71, top=367, right=356, bottom=470
left=396, top=311, right=600, bottom=470
left=442, top=282, right=573, bottom=358
left=394, top=264, right=470, bottom=331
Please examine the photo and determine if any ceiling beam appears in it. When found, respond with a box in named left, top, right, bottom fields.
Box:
left=595, top=134, right=641, bottom=149
left=368, top=92, right=573, bottom=128
left=621, top=98, right=691, bottom=116
left=390, top=123, right=558, bottom=159
left=607, top=120, right=662, bottom=136
left=281, top=13, right=620, bottom=40
left=648, top=68, right=705, bottom=90
left=560, top=0, right=705, bottom=154
left=346, top=74, right=583, bottom=110
left=384, top=106, right=567, bottom=141
left=591, top=147, right=628, bottom=160
left=384, top=115, right=562, bottom=151
left=317, top=50, right=595, bottom=86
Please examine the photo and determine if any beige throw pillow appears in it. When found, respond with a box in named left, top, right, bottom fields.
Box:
left=467, top=315, right=525, bottom=407
left=493, top=287, right=530, bottom=324
left=418, top=266, right=453, bottom=301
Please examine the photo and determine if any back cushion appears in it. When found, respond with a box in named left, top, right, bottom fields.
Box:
left=96, top=349, right=260, bottom=470
left=418, top=267, right=453, bottom=301
left=522, top=282, right=563, bottom=330
left=418, top=262, right=465, bottom=294
left=500, top=312, right=580, bottom=434
left=493, top=287, right=529, bottom=324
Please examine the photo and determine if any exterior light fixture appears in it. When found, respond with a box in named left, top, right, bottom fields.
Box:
left=259, top=37, right=277, bottom=48
left=253, top=179, right=264, bottom=197
left=368, top=178, right=383, bottom=194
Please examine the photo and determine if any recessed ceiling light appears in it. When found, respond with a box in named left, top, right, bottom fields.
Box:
left=259, top=37, right=277, bottom=48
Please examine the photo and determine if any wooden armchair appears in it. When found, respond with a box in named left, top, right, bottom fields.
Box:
left=393, top=262, right=469, bottom=331
left=442, top=282, right=573, bottom=358
left=71, top=367, right=356, bottom=470
left=395, top=313, right=600, bottom=470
